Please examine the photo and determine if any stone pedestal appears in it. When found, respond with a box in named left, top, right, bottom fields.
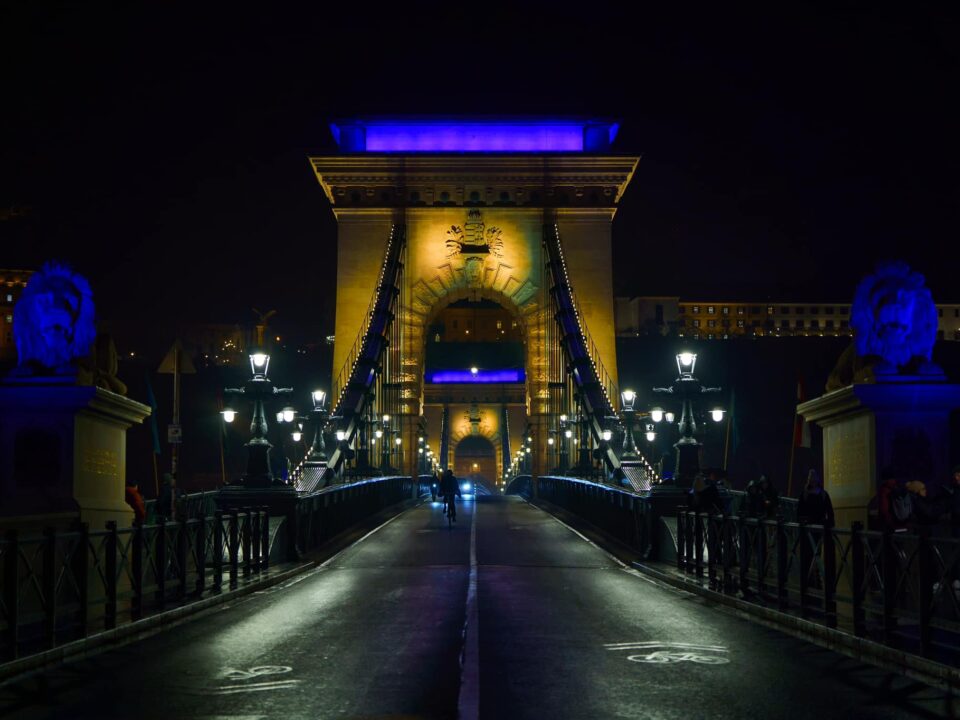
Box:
left=0, top=382, right=151, bottom=530
left=798, top=381, right=960, bottom=529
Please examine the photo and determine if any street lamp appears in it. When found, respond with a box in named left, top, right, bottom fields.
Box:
left=620, top=389, right=640, bottom=459
left=307, top=389, right=329, bottom=463
left=222, top=350, right=292, bottom=487
left=652, top=352, right=722, bottom=486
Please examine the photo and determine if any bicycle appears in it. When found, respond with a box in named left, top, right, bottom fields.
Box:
left=443, top=493, right=456, bottom=528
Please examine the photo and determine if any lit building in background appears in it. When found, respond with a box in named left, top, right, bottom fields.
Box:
left=616, top=296, right=960, bottom=341
left=0, top=268, right=35, bottom=359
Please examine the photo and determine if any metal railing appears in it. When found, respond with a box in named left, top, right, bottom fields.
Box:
left=677, top=510, right=960, bottom=657
left=0, top=508, right=269, bottom=661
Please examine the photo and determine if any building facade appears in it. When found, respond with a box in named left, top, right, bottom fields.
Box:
left=0, top=268, right=34, bottom=359
left=615, top=296, right=960, bottom=341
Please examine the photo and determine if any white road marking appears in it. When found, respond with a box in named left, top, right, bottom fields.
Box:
left=209, top=680, right=301, bottom=695
left=605, top=641, right=730, bottom=665
left=458, top=501, right=480, bottom=720
left=221, top=666, right=292, bottom=681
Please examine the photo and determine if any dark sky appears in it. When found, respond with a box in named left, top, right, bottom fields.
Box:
left=2, top=3, right=959, bottom=349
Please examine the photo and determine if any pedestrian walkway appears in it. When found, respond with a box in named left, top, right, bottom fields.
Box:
left=0, top=497, right=955, bottom=719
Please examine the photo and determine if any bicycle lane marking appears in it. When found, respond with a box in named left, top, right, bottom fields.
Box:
left=604, top=641, right=731, bottom=665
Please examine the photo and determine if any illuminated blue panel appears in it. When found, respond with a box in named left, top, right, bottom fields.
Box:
left=330, top=120, right=619, bottom=153
left=429, top=369, right=524, bottom=383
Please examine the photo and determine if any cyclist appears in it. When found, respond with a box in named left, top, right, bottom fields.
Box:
left=439, top=468, right=462, bottom=522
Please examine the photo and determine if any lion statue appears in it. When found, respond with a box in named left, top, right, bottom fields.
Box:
left=827, top=261, right=942, bottom=390
left=9, top=262, right=128, bottom=394
left=12, top=262, right=96, bottom=373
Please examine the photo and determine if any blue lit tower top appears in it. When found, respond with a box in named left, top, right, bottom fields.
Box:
left=329, top=118, right=620, bottom=153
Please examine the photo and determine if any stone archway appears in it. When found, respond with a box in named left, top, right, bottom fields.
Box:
left=453, top=435, right=497, bottom=493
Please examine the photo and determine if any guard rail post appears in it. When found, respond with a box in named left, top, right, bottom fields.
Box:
left=776, top=516, right=788, bottom=610
left=882, top=530, right=898, bottom=645
left=228, top=510, right=239, bottom=589
left=104, top=522, right=118, bottom=630
left=918, top=527, right=933, bottom=656
left=213, top=510, right=224, bottom=592
left=155, top=519, right=167, bottom=607
left=261, top=508, right=270, bottom=570
left=823, top=526, right=837, bottom=627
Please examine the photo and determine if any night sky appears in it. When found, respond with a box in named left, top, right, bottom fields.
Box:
left=2, top=4, right=958, bottom=351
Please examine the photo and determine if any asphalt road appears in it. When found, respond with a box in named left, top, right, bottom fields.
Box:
left=1, top=496, right=957, bottom=719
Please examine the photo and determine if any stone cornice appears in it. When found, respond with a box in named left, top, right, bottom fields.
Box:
left=309, top=154, right=639, bottom=209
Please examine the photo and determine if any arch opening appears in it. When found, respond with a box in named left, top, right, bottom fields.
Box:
left=454, top=435, right=497, bottom=494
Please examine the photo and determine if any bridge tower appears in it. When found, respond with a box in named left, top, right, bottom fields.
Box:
left=310, top=119, right=638, bottom=489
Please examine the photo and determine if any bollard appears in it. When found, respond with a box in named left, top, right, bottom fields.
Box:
left=4, top=530, right=20, bottom=659
left=195, top=516, right=207, bottom=596
left=104, top=522, right=118, bottom=630
left=131, top=523, right=144, bottom=620
left=213, top=510, right=224, bottom=592
left=76, top=523, right=90, bottom=638
left=851, top=522, right=866, bottom=636
left=42, top=528, right=57, bottom=649
left=261, top=509, right=270, bottom=570
left=155, top=519, right=167, bottom=607
left=228, top=510, right=239, bottom=589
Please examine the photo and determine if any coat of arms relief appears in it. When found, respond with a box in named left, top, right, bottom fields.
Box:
left=444, top=208, right=505, bottom=288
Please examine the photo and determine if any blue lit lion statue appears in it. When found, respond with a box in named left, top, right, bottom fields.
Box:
left=827, top=261, right=942, bottom=390
left=13, top=262, right=97, bottom=373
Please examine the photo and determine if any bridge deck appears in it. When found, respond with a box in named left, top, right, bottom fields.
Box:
left=1, top=497, right=953, bottom=719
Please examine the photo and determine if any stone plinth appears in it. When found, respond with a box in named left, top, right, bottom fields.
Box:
left=0, top=382, right=151, bottom=530
left=798, top=381, right=960, bottom=529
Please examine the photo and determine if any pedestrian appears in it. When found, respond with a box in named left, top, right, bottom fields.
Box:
left=877, top=468, right=910, bottom=532
left=938, top=464, right=960, bottom=536
left=157, top=472, right=184, bottom=521
left=696, top=473, right=723, bottom=514
left=124, top=480, right=146, bottom=525
left=797, top=469, right=835, bottom=527
left=746, top=474, right=779, bottom=519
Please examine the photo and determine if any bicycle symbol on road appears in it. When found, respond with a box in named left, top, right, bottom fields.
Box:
left=604, top=641, right=730, bottom=665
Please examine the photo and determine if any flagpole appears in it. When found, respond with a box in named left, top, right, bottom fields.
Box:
left=723, top=390, right=733, bottom=471
left=787, top=428, right=797, bottom=498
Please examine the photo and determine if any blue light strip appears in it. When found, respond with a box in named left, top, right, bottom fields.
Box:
left=329, top=119, right=620, bottom=153
left=429, top=369, right=524, bottom=383
left=365, top=123, right=583, bottom=152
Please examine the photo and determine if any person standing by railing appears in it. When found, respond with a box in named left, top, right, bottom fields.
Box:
left=797, top=470, right=834, bottom=528
left=746, top=475, right=779, bottom=519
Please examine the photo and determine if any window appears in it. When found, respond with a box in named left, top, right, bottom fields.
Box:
left=781, top=307, right=790, bottom=314
left=794, top=307, right=804, bottom=314
left=707, top=306, right=715, bottom=314
left=737, top=307, right=745, bottom=315
left=939, top=308, right=944, bottom=317
left=737, top=319, right=745, bottom=328
left=826, top=320, right=835, bottom=329
left=691, top=305, right=700, bottom=314
left=721, top=306, right=729, bottom=315
left=708, top=333, right=715, bottom=340
left=693, top=319, right=701, bottom=328
left=678, top=319, right=686, bottom=328
left=767, top=306, right=774, bottom=315
left=751, top=306, right=762, bottom=314
left=707, top=319, right=716, bottom=328
left=795, top=319, right=804, bottom=328
left=5, top=294, right=11, bottom=302
left=4, top=315, right=11, bottom=324
left=811, top=319, right=820, bottom=329
left=780, top=320, right=790, bottom=328
left=825, top=307, right=834, bottom=315
left=496, top=320, right=502, bottom=329
left=955, top=309, right=959, bottom=318
left=810, top=307, right=819, bottom=315
left=511, top=321, right=517, bottom=328
left=840, top=320, right=848, bottom=329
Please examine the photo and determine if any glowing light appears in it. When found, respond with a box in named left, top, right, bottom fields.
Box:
left=711, top=409, right=725, bottom=422
left=651, top=408, right=664, bottom=423
left=461, top=482, right=472, bottom=492
left=221, top=409, right=236, bottom=423
left=330, top=119, right=620, bottom=153
left=251, top=353, right=267, bottom=368
left=382, top=414, right=390, bottom=423
left=395, top=436, right=402, bottom=445
left=645, top=431, right=656, bottom=442
left=665, top=412, right=676, bottom=423
left=375, top=429, right=383, bottom=439
left=276, top=411, right=285, bottom=423
left=548, top=437, right=555, bottom=445
left=560, top=414, right=567, bottom=422
left=429, top=369, right=523, bottom=383
left=292, top=431, right=302, bottom=442
left=564, top=429, right=573, bottom=439
left=679, top=352, right=694, bottom=367
left=602, top=430, right=613, bottom=442
left=336, top=430, right=346, bottom=442
left=282, top=407, right=296, bottom=423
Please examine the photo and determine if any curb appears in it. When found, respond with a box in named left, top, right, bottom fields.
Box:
left=631, top=560, right=960, bottom=692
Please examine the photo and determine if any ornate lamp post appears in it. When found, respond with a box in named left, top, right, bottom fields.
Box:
left=309, top=390, right=329, bottom=462
left=221, top=350, right=292, bottom=488
left=620, top=390, right=640, bottom=459
left=652, top=352, right=722, bottom=486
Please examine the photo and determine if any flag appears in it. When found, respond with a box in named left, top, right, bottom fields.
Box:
left=793, top=377, right=811, bottom=449
left=144, top=372, right=162, bottom=455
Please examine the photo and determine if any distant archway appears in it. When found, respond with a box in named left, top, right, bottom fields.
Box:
left=454, top=435, right=497, bottom=493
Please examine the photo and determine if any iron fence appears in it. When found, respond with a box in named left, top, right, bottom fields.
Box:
left=0, top=508, right=269, bottom=662
left=677, top=509, right=960, bottom=658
